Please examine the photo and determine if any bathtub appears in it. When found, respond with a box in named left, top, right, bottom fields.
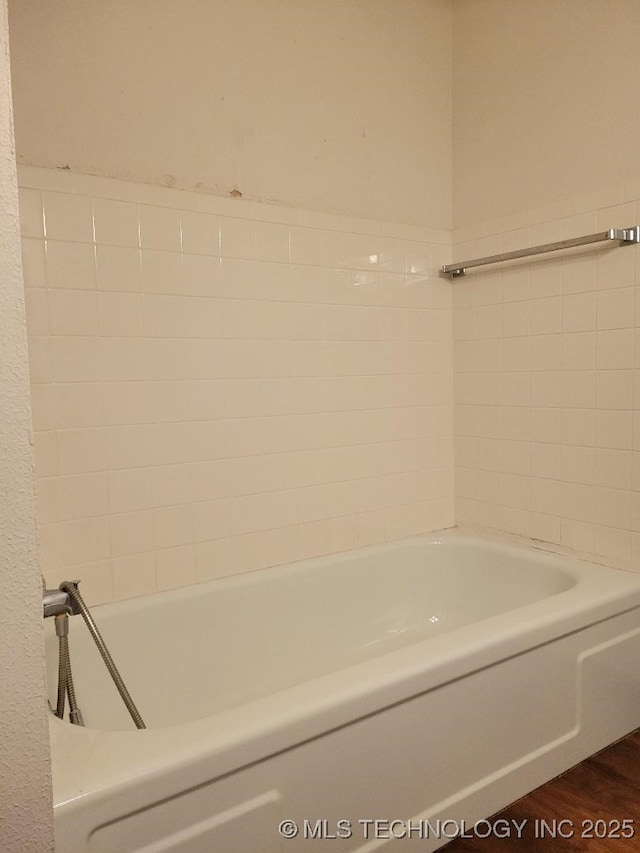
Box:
left=46, top=530, right=640, bottom=852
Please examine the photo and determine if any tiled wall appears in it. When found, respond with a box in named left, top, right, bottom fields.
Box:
left=453, top=186, right=640, bottom=570
left=20, top=166, right=454, bottom=604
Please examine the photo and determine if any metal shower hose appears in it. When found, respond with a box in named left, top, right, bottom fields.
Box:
left=58, top=581, right=146, bottom=730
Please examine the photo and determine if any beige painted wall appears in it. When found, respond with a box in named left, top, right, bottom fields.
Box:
left=453, top=0, right=640, bottom=229
left=0, top=1, right=53, bottom=850
left=9, top=0, right=452, bottom=229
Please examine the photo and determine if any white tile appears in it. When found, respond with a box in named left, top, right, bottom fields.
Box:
left=27, top=338, right=53, bottom=384
left=561, top=332, right=596, bottom=370
left=21, top=238, right=47, bottom=288
left=560, top=482, right=595, bottom=523
left=185, top=297, right=224, bottom=339
left=24, top=288, right=49, bottom=336
left=57, top=383, right=105, bottom=428
left=563, top=212, right=598, bottom=240
left=49, top=289, right=98, bottom=336
left=96, top=245, right=142, bottom=292
left=57, top=428, right=107, bottom=474
left=180, top=211, right=220, bottom=256
left=561, top=255, right=597, bottom=294
left=100, top=338, right=147, bottom=381
left=596, top=329, right=634, bottom=369
left=98, top=291, right=144, bottom=337
left=36, top=477, right=59, bottom=524
left=109, top=510, right=154, bottom=557
left=530, top=443, right=561, bottom=480
left=596, top=287, right=635, bottom=329
left=141, top=249, right=182, bottom=294
left=529, top=335, right=559, bottom=370
left=93, top=198, right=140, bottom=247
left=596, top=410, right=633, bottom=450
left=596, top=239, right=636, bottom=289
left=58, top=472, right=109, bottom=520
left=561, top=445, right=595, bottom=485
left=19, top=188, right=44, bottom=238
left=562, top=292, right=596, bottom=332
left=255, top=222, right=290, bottom=263
left=47, top=241, right=96, bottom=289
left=502, top=301, right=530, bottom=337
left=63, top=558, right=113, bottom=605
left=108, top=468, right=153, bottom=514
left=143, top=294, right=188, bottom=337
left=561, top=519, right=595, bottom=554
left=561, top=371, right=596, bottom=408
left=145, top=382, right=189, bottom=426
left=44, top=192, right=94, bottom=242
left=596, top=370, right=633, bottom=410
left=531, top=297, right=561, bottom=335
left=156, top=545, right=196, bottom=591
left=230, top=531, right=268, bottom=573
left=188, top=379, right=226, bottom=421
left=181, top=254, right=222, bottom=297
left=265, top=525, right=302, bottom=569
left=561, top=408, right=595, bottom=447
left=531, top=372, right=561, bottom=407
left=101, top=382, right=152, bottom=426
left=594, top=525, right=632, bottom=563
left=298, top=520, right=331, bottom=559
left=153, top=505, right=194, bottom=550
left=139, top=205, right=181, bottom=251
left=52, top=337, right=101, bottom=382
left=148, top=464, right=191, bottom=508
left=595, top=449, right=632, bottom=490
left=33, top=431, right=58, bottom=478
left=112, top=553, right=156, bottom=600
left=195, top=538, right=232, bottom=581
left=193, top=500, right=229, bottom=542
left=597, top=202, right=636, bottom=232
left=219, top=217, right=257, bottom=260
left=289, top=227, right=326, bottom=267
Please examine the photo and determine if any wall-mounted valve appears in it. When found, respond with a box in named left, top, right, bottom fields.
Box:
left=42, top=577, right=81, bottom=618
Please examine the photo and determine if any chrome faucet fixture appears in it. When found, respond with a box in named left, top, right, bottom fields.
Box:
left=42, top=580, right=79, bottom=618
left=42, top=576, right=146, bottom=729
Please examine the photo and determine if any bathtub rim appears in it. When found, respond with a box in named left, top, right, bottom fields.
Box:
left=48, top=528, right=640, bottom=818
left=50, top=526, right=587, bottom=626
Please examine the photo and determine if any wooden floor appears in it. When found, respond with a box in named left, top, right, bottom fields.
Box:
left=443, top=730, right=640, bottom=852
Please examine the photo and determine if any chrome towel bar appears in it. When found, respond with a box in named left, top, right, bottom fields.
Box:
left=442, top=225, right=640, bottom=278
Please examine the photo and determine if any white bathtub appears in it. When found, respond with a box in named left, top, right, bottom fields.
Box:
left=46, top=530, right=640, bottom=852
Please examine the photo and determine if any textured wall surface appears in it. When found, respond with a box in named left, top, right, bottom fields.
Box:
left=9, top=0, right=452, bottom=228
left=0, top=1, right=54, bottom=850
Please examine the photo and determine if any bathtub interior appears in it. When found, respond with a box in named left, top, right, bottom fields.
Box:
left=44, top=534, right=579, bottom=731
